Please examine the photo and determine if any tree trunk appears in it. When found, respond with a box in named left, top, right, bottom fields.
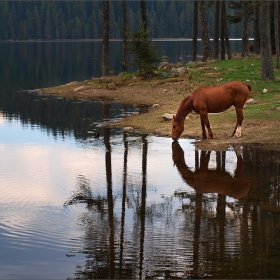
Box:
left=274, top=0, right=279, bottom=68
left=122, top=0, right=128, bottom=72
left=260, top=1, right=275, bottom=80
left=241, top=1, right=249, bottom=57
left=213, top=0, right=220, bottom=59
left=192, top=1, right=198, bottom=61
left=102, top=0, right=109, bottom=76
left=198, top=0, right=212, bottom=61
left=220, top=1, right=225, bottom=60
left=222, top=1, right=232, bottom=60
left=140, top=0, right=147, bottom=33
left=254, top=2, right=260, bottom=54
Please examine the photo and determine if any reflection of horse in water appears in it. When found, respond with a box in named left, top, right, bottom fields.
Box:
left=172, top=142, right=249, bottom=199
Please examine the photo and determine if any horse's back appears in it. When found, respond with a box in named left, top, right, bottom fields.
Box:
left=192, top=81, right=250, bottom=113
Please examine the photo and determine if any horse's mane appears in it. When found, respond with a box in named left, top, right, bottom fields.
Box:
left=175, top=94, right=192, bottom=121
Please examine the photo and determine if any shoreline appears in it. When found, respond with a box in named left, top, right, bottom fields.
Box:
left=1, top=37, right=254, bottom=43
left=40, top=57, right=280, bottom=151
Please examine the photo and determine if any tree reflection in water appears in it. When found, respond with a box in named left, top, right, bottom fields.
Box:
left=64, top=134, right=280, bottom=279
left=172, top=141, right=249, bottom=278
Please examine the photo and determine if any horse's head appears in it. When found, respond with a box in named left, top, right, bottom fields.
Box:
left=171, top=115, right=184, bottom=141
left=172, top=141, right=184, bottom=164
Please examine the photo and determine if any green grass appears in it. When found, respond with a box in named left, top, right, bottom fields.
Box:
left=187, top=55, right=280, bottom=121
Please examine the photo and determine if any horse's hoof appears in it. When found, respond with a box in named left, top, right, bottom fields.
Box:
left=232, top=134, right=241, bottom=138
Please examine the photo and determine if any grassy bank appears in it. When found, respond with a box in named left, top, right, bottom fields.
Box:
left=41, top=55, right=280, bottom=150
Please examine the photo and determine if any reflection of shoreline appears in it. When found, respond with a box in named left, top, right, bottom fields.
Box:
left=0, top=112, right=5, bottom=125
left=1, top=38, right=254, bottom=42
left=172, top=141, right=249, bottom=199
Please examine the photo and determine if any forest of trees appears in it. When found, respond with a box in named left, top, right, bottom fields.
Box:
left=0, top=1, right=278, bottom=80
left=0, top=1, right=244, bottom=41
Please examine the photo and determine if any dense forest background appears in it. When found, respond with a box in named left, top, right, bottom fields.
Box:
left=0, top=1, right=244, bottom=40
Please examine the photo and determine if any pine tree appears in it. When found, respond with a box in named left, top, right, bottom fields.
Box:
left=222, top=1, right=232, bottom=60
left=192, top=1, right=198, bottom=61
left=253, top=2, right=260, bottom=54
left=228, top=1, right=253, bottom=57
left=274, top=0, right=279, bottom=68
left=260, top=1, right=274, bottom=80
left=198, top=1, right=212, bottom=61
left=34, top=6, right=42, bottom=39
left=102, top=0, right=109, bottom=76
left=44, top=7, right=52, bottom=40
left=0, top=2, right=8, bottom=39
left=122, top=0, right=128, bottom=72
left=241, top=1, right=250, bottom=57
left=140, top=0, right=147, bottom=34
left=127, top=27, right=160, bottom=75
left=213, top=0, right=220, bottom=59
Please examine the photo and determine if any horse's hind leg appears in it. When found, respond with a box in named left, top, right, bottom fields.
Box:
left=200, top=117, right=207, bottom=139
left=231, top=107, right=244, bottom=137
left=200, top=150, right=211, bottom=171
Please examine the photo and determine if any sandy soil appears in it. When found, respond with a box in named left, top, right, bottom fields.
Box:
left=41, top=75, right=280, bottom=151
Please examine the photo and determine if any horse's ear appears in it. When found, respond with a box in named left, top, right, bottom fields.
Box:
left=173, top=115, right=176, bottom=120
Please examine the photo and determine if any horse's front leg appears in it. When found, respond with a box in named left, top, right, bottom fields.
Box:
left=199, top=114, right=207, bottom=139
left=231, top=107, right=244, bottom=137
left=200, top=112, right=213, bottom=139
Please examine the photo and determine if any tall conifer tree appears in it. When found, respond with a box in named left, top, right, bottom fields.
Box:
left=122, top=0, right=128, bottom=71
left=198, top=0, right=212, bottom=61
left=260, top=1, right=274, bottom=80
left=192, top=1, right=198, bottom=61
left=102, top=0, right=109, bottom=76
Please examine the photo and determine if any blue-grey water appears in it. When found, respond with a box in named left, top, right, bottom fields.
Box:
left=0, top=40, right=280, bottom=279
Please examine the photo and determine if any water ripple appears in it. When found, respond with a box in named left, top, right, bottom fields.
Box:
left=0, top=204, right=82, bottom=253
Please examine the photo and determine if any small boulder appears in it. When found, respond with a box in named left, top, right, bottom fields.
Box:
left=170, top=67, right=185, bottom=77
left=169, top=67, right=190, bottom=78
left=160, top=72, right=169, bottom=78
left=73, top=85, right=90, bottom=92
left=99, top=77, right=112, bottom=83
left=158, top=61, right=171, bottom=70
left=176, top=62, right=184, bottom=67
left=246, top=98, right=256, bottom=105
left=107, top=83, right=117, bottom=90
left=123, top=127, right=134, bottom=131
left=162, top=113, right=175, bottom=120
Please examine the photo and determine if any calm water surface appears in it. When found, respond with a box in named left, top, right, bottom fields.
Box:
left=0, top=41, right=280, bottom=279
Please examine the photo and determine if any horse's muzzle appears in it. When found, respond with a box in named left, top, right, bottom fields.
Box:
left=172, top=137, right=178, bottom=141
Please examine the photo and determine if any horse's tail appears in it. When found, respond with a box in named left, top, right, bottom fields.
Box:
left=246, top=83, right=252, bottom=92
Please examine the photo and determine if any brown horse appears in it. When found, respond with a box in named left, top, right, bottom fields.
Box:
left=171, top=81, right=251, bottom=140
left=172, top=141, right=249, bottom=199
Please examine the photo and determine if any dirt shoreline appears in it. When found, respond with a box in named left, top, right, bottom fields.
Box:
left=41, top=74, right=280, bottom=151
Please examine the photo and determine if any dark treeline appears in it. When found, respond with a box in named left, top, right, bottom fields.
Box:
left=0, top=1, right=242, bottom=40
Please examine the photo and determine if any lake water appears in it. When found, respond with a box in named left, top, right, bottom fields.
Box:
left=1, top=40, right=280, bottom=279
